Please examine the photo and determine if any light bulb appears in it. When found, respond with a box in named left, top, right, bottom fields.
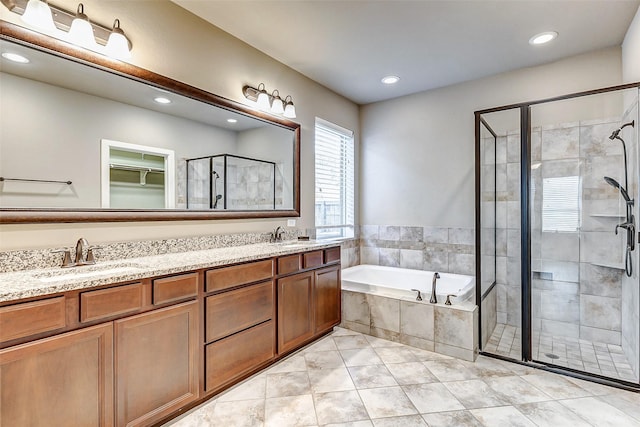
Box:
left=68, top=4, right=98, bottom=50
left=105, top=19, right=131, bottom=60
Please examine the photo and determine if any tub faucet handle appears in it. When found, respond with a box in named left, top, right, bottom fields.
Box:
left=410, top=289, right=423, bottom=301
left=445, top=294, right=456, bottom=306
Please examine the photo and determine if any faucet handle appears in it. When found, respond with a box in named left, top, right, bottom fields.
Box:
left=85, top=246, right=103, bottom=264
left=445, top=294, right=456, bottom=306
left=52, top=248, right=73, bottom=268
left=410, top=289, right=423, bottom=301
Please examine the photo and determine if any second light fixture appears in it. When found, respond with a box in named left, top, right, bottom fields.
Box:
left=243, top=83, right=296, bottom=119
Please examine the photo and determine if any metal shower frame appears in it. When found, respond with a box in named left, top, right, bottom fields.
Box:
left=475, top=81, right=640, bottom=391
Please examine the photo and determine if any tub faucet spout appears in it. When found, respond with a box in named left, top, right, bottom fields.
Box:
left=430, top=272, right=440, bottom=304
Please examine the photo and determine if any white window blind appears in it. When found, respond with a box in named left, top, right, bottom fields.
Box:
left=542, top=176, right=580, bottom=232
left=315, top=118, right=354, bottom=239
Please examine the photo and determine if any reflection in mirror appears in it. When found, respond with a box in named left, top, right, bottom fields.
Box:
left=0, top=33, right=299, bottom=221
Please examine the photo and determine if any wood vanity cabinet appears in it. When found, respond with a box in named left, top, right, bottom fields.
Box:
left=0, top=245, right=341, bottom=426
left=0, top=323, right=114, bottom=427
left=277, top=270, right=315, bottom=354
left=277, top=248, right=341, bottom=354
left=204, top=260, right=277, bottom=394
left=115, top=301, right=199, bottom=427
left=314, top=265, right=341, bottom=334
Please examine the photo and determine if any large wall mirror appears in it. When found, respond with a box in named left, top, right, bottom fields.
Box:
left=0, top=22, right=300, bottom=223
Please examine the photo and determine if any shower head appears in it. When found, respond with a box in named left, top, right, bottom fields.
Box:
left=212, top=171, right=220, bottom=179
left=604, top=176, right=631, bottom=202
left=609, top=120, right=635, bottom=140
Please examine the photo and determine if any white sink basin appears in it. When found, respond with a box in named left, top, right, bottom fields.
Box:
left=32, top=263, right=146, bottom=283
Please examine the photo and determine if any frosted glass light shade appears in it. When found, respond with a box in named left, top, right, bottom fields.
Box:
left=105, top=20, right=131, bottom=59
left=271, top=89, right=284, bottom=114
left=283, top=102, right=296, bottom=119
left=271, top=95, right=284, bottom=114
left=21, top=0, right=56, bottom=32
left=68, top=4, right=98, bottom=50
left=256, top=90, right=271, bottom=110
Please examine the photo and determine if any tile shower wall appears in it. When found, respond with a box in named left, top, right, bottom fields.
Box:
left=178, top=159, right=285, bottom=210
left=359, top=225, right=475, bottom=276
left=494, top=117, right=635, bottom=363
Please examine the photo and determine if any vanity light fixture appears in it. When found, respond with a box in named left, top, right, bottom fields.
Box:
left=243, top=84, right=297, bottom=119
left=105, top=19, right=131, bottom=60
left=154, top=97, right=171, bottom=104
left=255, top=83, right=271, bottom=110
left=1, top=52, right=30, bottom=63
left=67, top=4, right=98, bottom=50
left=283, top=96, right=296, bottom=119
left=270, top=90, right=285, bottom=114
left=381, top=75, right=400, bottom=85
left=529, top=31, right=558, bottom=45
left=21, top=0, right=56, bottom=31
left=1, top=0, right=133, bottom=59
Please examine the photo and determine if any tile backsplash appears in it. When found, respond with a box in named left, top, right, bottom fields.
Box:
left=359, top=225, right=475, bottom=276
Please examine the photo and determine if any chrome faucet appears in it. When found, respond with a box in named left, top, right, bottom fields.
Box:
left=52, top=237, right=101, bottom=268
left=270, top=226, right=285, bottom=242
left=75, top=237, right=89, bottom=265
left=430, top=272, right=440, bottom=304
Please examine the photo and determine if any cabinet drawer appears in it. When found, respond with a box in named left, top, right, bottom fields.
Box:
left=205, top=320, right=275, bottom=392
left=80, top=283, right=143, bottom=323
left=0, top=297, right=66, bottom=343
left=153, top=273, right=198, bottom=305
left=206, top=281, right=273, bottom=343
left=324, top=247, right=341, bottom=264
left=206, top=259, right=273, bottom=293
left=278, top=254, right=301, bottom=275
left=303, top=251, right=323, bottom=269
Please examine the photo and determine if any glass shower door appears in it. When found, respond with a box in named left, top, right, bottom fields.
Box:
left=529, top=88, right=639, bottom=383
left=477, top=108, right=523, bottom=360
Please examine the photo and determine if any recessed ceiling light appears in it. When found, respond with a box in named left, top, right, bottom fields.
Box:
left=381, top=75, right=400, bottom=85
left=529, top=31, right=558, bottom=45
left=1, top=52, right=30, bottom=63
left=227, top=118, right=238, bottom=123
left=154, top=96, right=171, bottom=104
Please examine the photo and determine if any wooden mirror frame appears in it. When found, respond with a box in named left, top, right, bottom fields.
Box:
left=0, top=21, right=301, bottom=223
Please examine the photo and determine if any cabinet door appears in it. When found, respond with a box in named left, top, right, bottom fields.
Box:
left=314, top=266, right=341, bottom=334
left=277, top=271, right=314, bottom=354
left=0, top=323, right=114, bottom=427
left=115, top=301, right=198, bottom=427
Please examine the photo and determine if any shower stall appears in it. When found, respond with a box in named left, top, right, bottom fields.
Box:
left=476, top=82, right=640, bottom=388
left=186, top=154, right=278, bottom=210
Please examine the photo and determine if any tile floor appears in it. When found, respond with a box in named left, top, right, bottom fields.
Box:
left=165, top=327, right=640, bottom=427
left=485, top=323, right=638, bottom=382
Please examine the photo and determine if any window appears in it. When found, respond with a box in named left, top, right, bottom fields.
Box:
left=315, top=118, right=355, bottom=239
left=542, top=176, right=581, bottom=232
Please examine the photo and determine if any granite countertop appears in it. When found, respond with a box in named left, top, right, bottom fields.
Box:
left=0, top=240, right=341, bottom=303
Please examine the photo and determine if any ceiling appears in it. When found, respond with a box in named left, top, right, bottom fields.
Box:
left=173, top=0, right=640, bottom=105
left=0, top=40, right=266, bottom=131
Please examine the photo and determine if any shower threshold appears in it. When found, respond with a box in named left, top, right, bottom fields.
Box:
left=485, top=323, right=638, bottom=383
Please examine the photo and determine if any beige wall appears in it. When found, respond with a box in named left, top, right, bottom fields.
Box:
left=0, top=1, right=359, bottom=250
left=623, top=4, right=640, bottom=83
left=360, top=47, right=622, bottom=228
